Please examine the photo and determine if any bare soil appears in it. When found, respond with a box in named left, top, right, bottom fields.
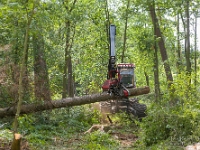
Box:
left=0, top=139, right=29, bottom=150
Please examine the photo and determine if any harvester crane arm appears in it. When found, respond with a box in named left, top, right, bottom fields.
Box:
left=108, top=24, right=117, bottom=79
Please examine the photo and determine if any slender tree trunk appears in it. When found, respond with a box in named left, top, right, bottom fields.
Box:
left=11, top=3, right=36, bottom=149
left=144, top=67, right=149, bottom=87
left=104, top=0, right=110, bottom=50
left=177, top=13, right=182, bottom=74
left=11, top=20, right=20, bottom=103
left=13, top=20, right=20, bottom=65
left=153, top=39, right=160, bottom=102
left=62, top=0, right=77, bottom=98
left=12, top=7, right=34, bottom=134
left=185, top=0, right=191, bottom=76
left=151, top=1, right=161, bottom=102
left=67, top=51, right=74, bottom=97
left=121, top=0, right=130, bottom=63
left=23, top=34, right=30, bottom=101
left=62, top=20, right=72, bottom=98
left=184, top=0, right=192, bottom=100
left=194, top=15, right=197, bottom=86
left=149, top=4, right=173, bottom=89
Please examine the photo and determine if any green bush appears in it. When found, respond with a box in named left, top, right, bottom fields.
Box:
left=133, top=72, right=200, bottom=149
left=141, top=109, right=171, bottom=146
left=136, top=104, right=200, bottom=148
left=81, top=130, right=119, bottom=150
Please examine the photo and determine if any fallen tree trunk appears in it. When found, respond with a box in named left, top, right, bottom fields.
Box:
left=0, top=86, right=150, bottom=118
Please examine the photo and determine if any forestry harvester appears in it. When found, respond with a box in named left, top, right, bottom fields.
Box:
left=101, top=25, right=146, bottom=119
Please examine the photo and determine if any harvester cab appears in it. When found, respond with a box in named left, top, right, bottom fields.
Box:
left=117, top=63, right=136, bottom=88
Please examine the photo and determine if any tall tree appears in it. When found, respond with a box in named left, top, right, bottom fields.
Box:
left=185, top=0, right=191, bottom=77
left=176, top=12, right=182, bottom=74
left=121, top=0, right=130, bottom=63
left=194, top=11, right=199, bottom=86
left=104, top=0, right=110, bottom=49
left=62, top=0, right=77, bottom=98
left=11, top=1, right=37, bottom=149
left=150, top=0, right=160, bottom=102
left=33, top=33, right=51, bottom=102
left=149, top=3, right=173, bottom=89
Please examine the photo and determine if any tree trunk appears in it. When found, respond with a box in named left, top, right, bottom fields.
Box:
left=63, top=21, right=74, bottom=98
left=194, top=14, right=197, bottom=86
left=67, top=54, right=74, bottom=97
left=62, top=20, right=70, bottom=98
left=11, top=4, right=36, bottom=150
left=33, top=33, right=51, bottom=102
left=104, top=0, right=110, bottom=50
left=153, top=42, right=160, bottom=102
left=10, top=20, right=20, bottom=103
left=185, top=0, right=191, bottom=76
left=152, top=0, right=160, bottom=102
left=149, top=4, right=173, bottom=88
left=144, top=67, right=149, bottom=87
left=176, top=13, right=182, bottom=74
left=12, top=9, right=34, bottom=134
left=67, top=24, right=76, bottom=97
left=62, top=0, right=77, bottom=98
left=23, top=34, right=30, bottom=100
left=121, top=0, right=130, bottom=63
left=0, top=86, right=150, bottom=118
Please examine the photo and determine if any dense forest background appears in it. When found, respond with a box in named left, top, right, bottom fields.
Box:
left=0, top=0, right=200, bottom=149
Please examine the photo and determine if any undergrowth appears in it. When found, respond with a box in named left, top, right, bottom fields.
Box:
left=0, top=80, right=200, bottom=150
left=81, top=130, right=120, bottom=150
left=133, top=77, right=200, bottom=150
left=20, top=106, right=102, bottom=149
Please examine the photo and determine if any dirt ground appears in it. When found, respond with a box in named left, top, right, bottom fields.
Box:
left=0, top=139, right=29, bottom=150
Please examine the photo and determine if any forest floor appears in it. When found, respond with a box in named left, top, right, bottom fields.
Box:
left=0, top=107, right=140, bottom=150
left=0, top=123, right=138, bottom=150
left=1, top=105, right=197, bottom=150
left=0, top=138, right=29, bottom=150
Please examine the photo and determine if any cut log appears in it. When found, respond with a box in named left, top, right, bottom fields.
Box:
left=0, top=86, right=150, bottom=118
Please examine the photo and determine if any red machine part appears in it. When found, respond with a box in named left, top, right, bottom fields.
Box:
left=123, top=89, right=129, bottom=97
left=102, top=79, right=118, bottom=91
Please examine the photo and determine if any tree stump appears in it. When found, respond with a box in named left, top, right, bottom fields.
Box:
left=11, top=133, right=21, bottom=150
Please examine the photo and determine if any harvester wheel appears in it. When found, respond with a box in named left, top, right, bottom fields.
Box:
left=127, top=100, right=147, bottom=120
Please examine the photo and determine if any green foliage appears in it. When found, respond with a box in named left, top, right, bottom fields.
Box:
left=14, top=105, right=101, bottom=149
left=81, top=130, right=120, bottom=150
left=0, top=129, right=13, bottom=141
left=132, top=68, right=200, bottom=149
left=134, top=77, right=200, bottom=149
left=133, top=104, right=200, bottom=149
